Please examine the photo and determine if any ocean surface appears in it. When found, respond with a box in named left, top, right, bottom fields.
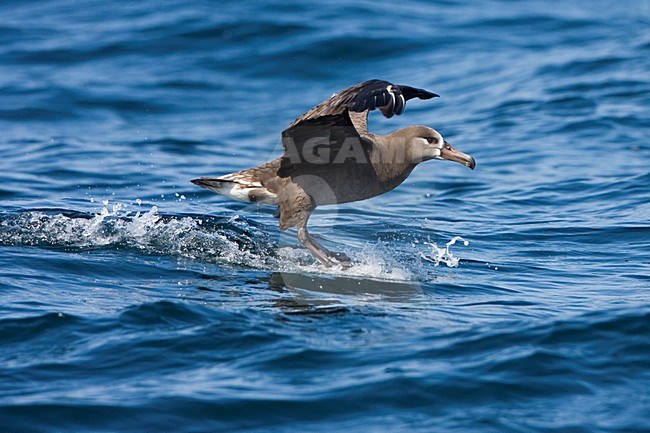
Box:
left=1, top=1, right=649, bottom=432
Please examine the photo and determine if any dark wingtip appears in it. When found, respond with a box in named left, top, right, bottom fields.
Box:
left=421, top=91, right=439, bottom=100
left=344, top=81, right=441, bottom=115
left=398, top=84, right=439, bottom=101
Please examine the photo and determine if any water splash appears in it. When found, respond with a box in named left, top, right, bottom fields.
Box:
left=0, top=201, right=266, bottom=266
left=421, top=236, right=469, bottom=267
left=274, top=244, right=414, bottom=281
left=0, top=203, right=419, bottom=281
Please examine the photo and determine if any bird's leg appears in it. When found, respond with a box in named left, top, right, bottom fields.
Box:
left=297, top=226, right=334, bottom=267
left=312, top=235, right=353, bottom=267
left=297, top=225, right=352, bottom=268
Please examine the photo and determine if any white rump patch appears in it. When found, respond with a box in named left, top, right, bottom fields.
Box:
left=215, top=176, right=277, bottom=205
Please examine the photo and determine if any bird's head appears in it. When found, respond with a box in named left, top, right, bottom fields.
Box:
left=399, top=125, right=475, bottom=170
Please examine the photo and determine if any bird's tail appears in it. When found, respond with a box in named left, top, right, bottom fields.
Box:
left=191, top=175, right=278, bottom=205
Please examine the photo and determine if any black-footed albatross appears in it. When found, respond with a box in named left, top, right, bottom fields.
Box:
left=192, top=79, right=475, bottom=268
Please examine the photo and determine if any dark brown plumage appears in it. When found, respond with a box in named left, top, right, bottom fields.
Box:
left=192, top=79, right=475, bottom=267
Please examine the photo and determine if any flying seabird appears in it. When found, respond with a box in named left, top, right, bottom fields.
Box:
left=192, top=79, right=476, bottom=268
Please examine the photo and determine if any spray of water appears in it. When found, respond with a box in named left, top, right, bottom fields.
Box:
left=421, top=236, right=469, bottom=268
left=0, top=200, right=471, bottom=279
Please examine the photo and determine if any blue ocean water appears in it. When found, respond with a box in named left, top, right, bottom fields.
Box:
left=1, top=0, right=649, bottom=431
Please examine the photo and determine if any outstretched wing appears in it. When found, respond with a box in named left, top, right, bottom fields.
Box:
left=286, top=79, right=438, bottom=132
left=277, top=80, right=438, bottom=198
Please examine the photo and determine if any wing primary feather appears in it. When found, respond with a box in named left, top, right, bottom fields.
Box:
left=395, top=93, right=405, bottom=114
left=380, top=90, right=396, bottom=118
left=378, top=91, right=388, bottom=107
left=388, top=90, right=396, bottom=113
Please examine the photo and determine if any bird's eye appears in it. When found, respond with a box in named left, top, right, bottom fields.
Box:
left=426, top=137, right=439, bottom=144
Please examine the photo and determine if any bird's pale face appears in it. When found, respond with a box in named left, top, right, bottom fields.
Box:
left=408, top=126, right=476, bottom=170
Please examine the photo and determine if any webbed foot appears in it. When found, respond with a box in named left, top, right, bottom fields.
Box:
left=327, top=251, right=353, bottom=268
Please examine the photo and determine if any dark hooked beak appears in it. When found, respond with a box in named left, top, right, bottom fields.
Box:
left=440, top=140, right=476, bottom=170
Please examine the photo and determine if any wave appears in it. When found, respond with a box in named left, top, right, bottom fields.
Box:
left=0, top=304, right=646, bottom=431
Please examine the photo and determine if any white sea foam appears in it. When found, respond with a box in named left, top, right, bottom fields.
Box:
left=274, top=244, right=414, bottom=281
